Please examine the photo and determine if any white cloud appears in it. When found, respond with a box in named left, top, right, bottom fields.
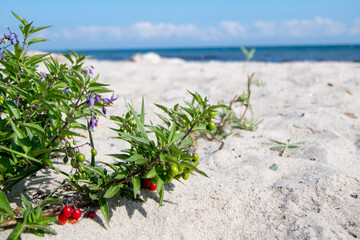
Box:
left=53, top=26, right=123, bottom=40
left=280, top=16, right=347, bottom=37
left=220, top=21, right=246, bottom=36
left=254, top=21, right=276, bottom=37
left=130, top=22, right=201, bottom=39
left=350, top=18, right=360, bottom=35
left=43, top=16, right=358, bottom=44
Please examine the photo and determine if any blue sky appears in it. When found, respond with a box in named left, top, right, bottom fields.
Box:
left=1, top=0, right=359, bottom=50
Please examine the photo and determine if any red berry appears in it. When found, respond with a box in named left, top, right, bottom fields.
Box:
left=142, top=178, right=151, bottom=189
left=149, top=183, right=157, bottom=191
left=58, top=213, right=68, bottom=225
left=68, top=217, right=78, bottom=224
left=87, top=211, right=96, bottom=219
left=71, top=209, right=82, bottom=220
left=62, top=206, right=73, bottom=218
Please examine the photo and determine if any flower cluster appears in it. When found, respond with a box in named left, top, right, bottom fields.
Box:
left=40, top=73, right=48, bottom=82
left=0, top=28, right=19, bottom=60
left=0, top=29, right=19, bottom=45
left=83, top=66, right=94, bottom=76
left=87, top=92, right=118, bottom=130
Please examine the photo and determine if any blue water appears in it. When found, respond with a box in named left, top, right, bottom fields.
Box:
left=57, top=45, right=360, bottom=62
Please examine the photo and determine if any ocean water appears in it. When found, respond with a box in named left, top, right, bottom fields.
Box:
left=58, top=45, right=360, bottom=62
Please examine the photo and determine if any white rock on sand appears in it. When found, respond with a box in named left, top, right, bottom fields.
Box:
left=2, top=59, right=360, bottom=239
left=130, top=52, right=186, bottom=64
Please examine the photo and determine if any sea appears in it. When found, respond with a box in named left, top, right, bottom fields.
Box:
left=58, top=45, right=360, bottom=62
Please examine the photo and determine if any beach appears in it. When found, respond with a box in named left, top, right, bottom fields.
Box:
left=2, top=58, right=360, bottom=239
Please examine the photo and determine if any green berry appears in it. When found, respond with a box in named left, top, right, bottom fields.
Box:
left=67, top=148, right=75, bottom=156
left=77, top=154, right=85, bottom=163
left=73, top=173, right=80, bottom=180
left=165, top=174, right=173, bottom=183
left=63, top=156, right=69, bottom=164
left=67, top=135, right=72, bottom=140
left=91, top=149, right=97, bottom=156
left=193, top=153, right=199, bottom=161
left=128, top=119, right=135, bottom=126
left=71, top=159, right=77, bottom=168
left=168, top=164, right=179, bottom=177
left=178, top=164, right=185, bottom=172
left=73, top=141, right=76, bottom=145
left=65, top=142, right=71, bottom=148
left=207, top=121, right=216, bottom=131
left=182, top=172, right=189, bottom=180
left=210, top=111, right=217, bottom=117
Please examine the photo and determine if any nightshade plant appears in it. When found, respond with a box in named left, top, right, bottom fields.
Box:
left=0, top=12, right=112, bottom=237
left=0, top=13, right=220, bottom=239
left=205, top=73, right=263, bottom=150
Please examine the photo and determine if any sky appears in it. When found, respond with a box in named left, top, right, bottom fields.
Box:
left=1, top=0, right=360, bottom=50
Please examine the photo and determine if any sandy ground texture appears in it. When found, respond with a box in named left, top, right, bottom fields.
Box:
left=1, top=56, right=360, bottom=239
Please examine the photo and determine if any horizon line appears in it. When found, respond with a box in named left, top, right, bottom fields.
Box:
left=42, top=43, right=360, bottom=53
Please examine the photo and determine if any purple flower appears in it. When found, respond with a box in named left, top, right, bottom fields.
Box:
left=40, top=73, right=46, bottom=82
left=102, top=106, right=107, bottom=114
left=89, top=115, right=98, bottom=131
left=87, top=95, right=95, bottom=108
left=103, top=93, right=118, bottom=105
left=14, top=98, right=19, bottom=107
left=84, top=69, right=88, bottom=75
left=62, top=87, right=72, bottom=94
left=95, top=94, right=101, bottom=103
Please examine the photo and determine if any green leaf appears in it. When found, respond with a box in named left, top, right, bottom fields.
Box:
left=10, top=120, right=32, bottom=153
left=270, top=146, right=285, bottom=151
left=31, top=25, right=51, bottom=34
left=269, top=139, right=285, bottom=145
left=104, top=183, right=122, bottom=198
left=182, top=161, right=209, bottom=178
left=35, top=205, right=42, bottom=220
left=155, top=113, right=171, bottom=127
left=99, top=197, right=110, bottom=226
left=12, top=11, right=27, bottom=25
left=132, top=176, right=141, bottom=199
left=27, top=223, right=57, bottom=235
left=5, top=99, right=21, bottom=119
left=39, top=198, right=61, bottom=207
left=36, top=217, right=57, bottom=225
left=115, top=132, right=150, bottom=146
left=167, top=124, right=179, bottom=146
left=21, top=122, right=47, bottom=140
left=99, top=162, right=119, bottom=174
left=154, top=103, right=170, bottom=114
left=144, top=167, right=157, bottom=178
left=21, top=194, right=32, bottom=209
left=140, top=97, right=145, bottom=124
left=83, top=166, right=105, bottom=178
left=8, top=222, right=26, bottom=240
left=0, top=191, right=14, bottom=216
left=27, top=38, right=48, bottom=47
left=128, top=104, right=149, bottom=141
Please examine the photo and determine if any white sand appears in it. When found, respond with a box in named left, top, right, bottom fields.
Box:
left=2, top=59, right=360, bottom=239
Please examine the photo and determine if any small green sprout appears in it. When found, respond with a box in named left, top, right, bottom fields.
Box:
left=270, top=139, right=306, bottom=157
